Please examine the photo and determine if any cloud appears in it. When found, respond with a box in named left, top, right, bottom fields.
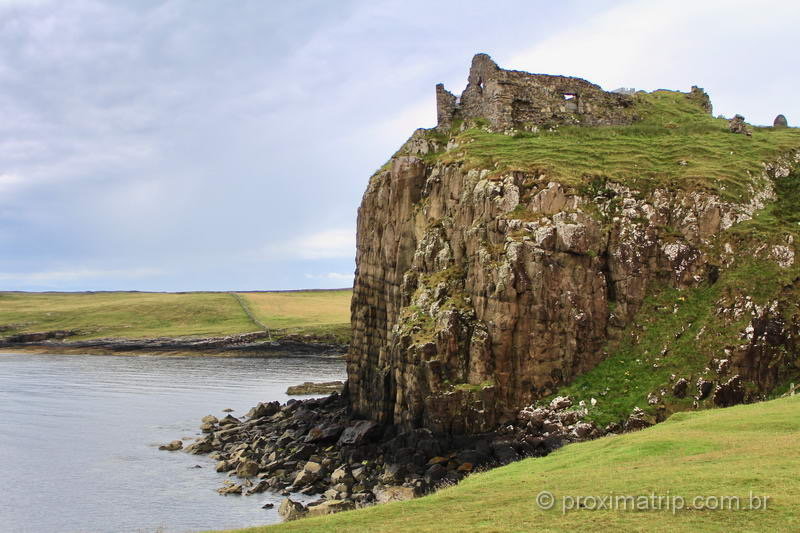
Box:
left=508, top=0, right=800, bottom=125
left=265, top=228, right=356, bottom=261
left=304, top=272, right=354, bottom=282
left=0, top=173, right=23, bottom=194
left=1, top=1, right=797, bottom=291
left=0, top=267, right=162, bottom=284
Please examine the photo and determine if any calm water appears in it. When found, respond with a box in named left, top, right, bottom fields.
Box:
left=0, top=352, right=346, bottom=533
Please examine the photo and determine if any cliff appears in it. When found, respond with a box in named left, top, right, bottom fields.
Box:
left=348, top=54, right=800, bottom=434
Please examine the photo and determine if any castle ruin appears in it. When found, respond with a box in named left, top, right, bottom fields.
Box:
left=436, top=53, right=637, bottom=130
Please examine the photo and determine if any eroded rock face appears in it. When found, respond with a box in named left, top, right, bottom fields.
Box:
left=348, top=132, right=791, bottom=435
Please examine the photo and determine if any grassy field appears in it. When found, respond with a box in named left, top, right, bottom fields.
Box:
left=239, top=290, right=352, bottom=342
left=0, top=290, right=352, bottom=341
left=0, top=291, right=257, bottom=339
left=224, top=395, right=800, bottom=533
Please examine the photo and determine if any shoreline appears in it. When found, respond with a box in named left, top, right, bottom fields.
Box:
left=169, top=392, right=601, bottom=522
left=0, top=332, right=348, bottom=358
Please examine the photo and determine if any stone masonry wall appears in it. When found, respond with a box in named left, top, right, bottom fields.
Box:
left=436, top=54, right=636, bottom=130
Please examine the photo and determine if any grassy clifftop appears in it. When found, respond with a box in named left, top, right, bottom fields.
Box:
left=430, top=90, right=800, bottom=203
left=225, top=394, right=800, bottom=533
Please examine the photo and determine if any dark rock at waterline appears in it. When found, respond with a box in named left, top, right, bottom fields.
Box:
left=304, top=422, right=345, bottom=444
left=278, top=497, right=306, bottom=521
left=217, top=483, right=243, bottom=495
left=0, top=329, right=348, bottom=356
left=247, top=401, right=280, bottom=419
left=236, top=459, right=260, bottom=478
left=286, top=381, right=344, bottom=395
left=337, top=419, right=381, bottom=447
left=158, top=440, right=183, bottom=451
left=166, top=392, right=607, bottom=521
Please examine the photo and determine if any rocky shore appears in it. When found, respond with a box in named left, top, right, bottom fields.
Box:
left=168, top=390, right=621, bottom=521
left=286, top=381, right=345, bottom=395
left=0, top=330, right=347, bottom=356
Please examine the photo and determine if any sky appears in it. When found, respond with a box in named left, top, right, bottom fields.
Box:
left=1, top=0, right=798, bottom=292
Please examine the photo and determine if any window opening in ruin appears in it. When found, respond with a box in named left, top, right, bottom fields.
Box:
left=563, top=93, right=578, bottom=112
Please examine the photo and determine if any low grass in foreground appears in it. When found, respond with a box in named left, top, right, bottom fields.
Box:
left=239, top=290, right=352, bottom=342
left=0, top=292, right=257, bottom=339
left=223, top=395, right=800, bottom=533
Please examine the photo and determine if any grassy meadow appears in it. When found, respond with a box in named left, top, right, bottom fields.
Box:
left=225, top=395, right=800, bottom=533
left=0, top=289, right=352, bottom=342
left=240, top=290, right=352, bottom=342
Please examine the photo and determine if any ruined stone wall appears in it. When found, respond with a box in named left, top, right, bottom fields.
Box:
left=436, top=54, right=636, bottom=130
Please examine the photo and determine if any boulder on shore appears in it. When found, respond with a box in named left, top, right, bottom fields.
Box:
left=374, top=486, right=416, bottom=504
left=307, top=499, right=355, bottom=517
left=278, top=497, right=307, bottom=521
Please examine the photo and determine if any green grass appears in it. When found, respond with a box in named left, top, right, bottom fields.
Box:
left=0, top=291, right=257, bottom=339
left=220, top=394, right=800, bottom=533
left=436, top=91, right=800, bottom=203
left=0, top=290, right=353, bottom=342
left=238, top=290, right=352, bottom=343
left=550, top=162, right=800, bottom=427
left=553, top=278, right=735, bottom=427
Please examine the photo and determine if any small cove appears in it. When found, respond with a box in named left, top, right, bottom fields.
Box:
left=0, top=352, right=346, bottom=533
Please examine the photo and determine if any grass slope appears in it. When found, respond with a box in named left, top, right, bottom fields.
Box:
left=239, top=290, right=352, bottom=342
left=0, top=292, right=257, bottom=339
left=552, top=163, right=800, bottom=427
left=0, top=290, right=353, bottom=341
left=224, top=395, right=800, bottom=533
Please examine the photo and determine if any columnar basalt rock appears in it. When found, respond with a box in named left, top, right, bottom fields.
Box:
left=435, top=53, right=641, bottom=131
left=347, top=144, right=788, bottom=434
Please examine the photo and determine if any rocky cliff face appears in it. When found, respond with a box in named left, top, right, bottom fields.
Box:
left=348, top=58, right=800, bottom=435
